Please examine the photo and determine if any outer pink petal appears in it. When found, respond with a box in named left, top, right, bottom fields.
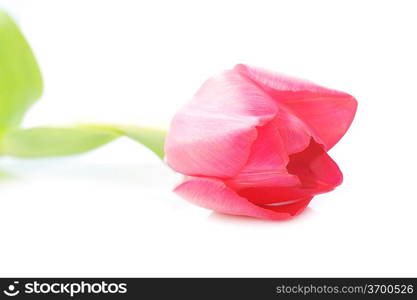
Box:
left=235, top=64, right=358, bottom=150
left=174, top=177, right=311, bottom=220
left=165, top=69, right=278, bottom=178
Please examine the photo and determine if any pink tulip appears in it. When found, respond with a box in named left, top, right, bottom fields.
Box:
left=165, top=64, right=357, bottom=220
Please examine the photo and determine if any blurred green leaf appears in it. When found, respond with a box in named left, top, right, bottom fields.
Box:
left=0, top=10, right=43, bottom=130
left=0, top=11, right=167, bottom=162
left=1, top=125, right=166, bottom=159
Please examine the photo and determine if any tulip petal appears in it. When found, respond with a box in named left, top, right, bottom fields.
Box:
left=276, top=105, right=311, bottom=155
left=287, top=138, right=343, bottom=189
left=242, top=116, right=289, bottom=169
left=261, top=197, right=312, bottom=216
left=235, top=139, right=342, bottom=205
left=235, top=64, right=358, bottom=150
left=225, top=117, right=299, bottom=190
left=237, top=186, right=311, bottom=205
left=165, top=69, right=278, bottom=178
left=175, top=177, right=311, bottom=220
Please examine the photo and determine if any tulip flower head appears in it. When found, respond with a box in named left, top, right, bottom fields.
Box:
left=165, top=64, right=357, bottom=220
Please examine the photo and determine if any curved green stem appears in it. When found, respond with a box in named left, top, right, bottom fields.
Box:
left=0, top=125, right=167, bottom=160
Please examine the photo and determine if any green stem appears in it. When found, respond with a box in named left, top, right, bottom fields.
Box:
left=0, top=124, right=167, bottom=160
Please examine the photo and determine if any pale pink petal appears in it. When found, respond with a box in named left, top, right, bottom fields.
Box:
left=175, top=177, right=310, bottom=220
left=235, top=64, right=358, bottom=150
left=165, top=69, right=278, bottom=178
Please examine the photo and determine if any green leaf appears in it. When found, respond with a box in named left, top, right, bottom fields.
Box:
left=0, top=125, right=167, bottom=159
left=0, top=10, right=43, bottom=130
left=0, top=11, right=167, bottom=162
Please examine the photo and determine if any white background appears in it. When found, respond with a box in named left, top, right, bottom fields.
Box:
left=0, top=0, right=416, bottom=276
